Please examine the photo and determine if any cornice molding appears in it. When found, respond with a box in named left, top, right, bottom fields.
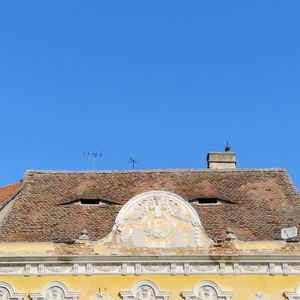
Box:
left=0, top=255, right=300, bottom=276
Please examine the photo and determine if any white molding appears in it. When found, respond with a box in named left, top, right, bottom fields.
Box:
left=182, top=280, right=232, bottom=300
left=29, top=281, right=80, bottom=300
left=0, top=256, right=299, bottom=276
left=0, top=282, right=25, bottom=300
left=284, top=284, right=300, bottom=299
left=0, top=262, right=295, bottom=276
left=120, top=280, right=170, bottom=300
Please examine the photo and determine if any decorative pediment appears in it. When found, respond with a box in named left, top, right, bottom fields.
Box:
left=181, top=281, right=232, bottom=300
left=284, top=285, right=300, bottom=299
left=99, top=191, right=212, bottom=251
left=0, top=282, right=25, bottom=300
left=29, top=281, right=80, bottom=300
left=120, top=280, right=170, bottom=300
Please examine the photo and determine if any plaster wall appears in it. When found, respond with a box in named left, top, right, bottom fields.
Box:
left=0, top=274, right=299, bottom=299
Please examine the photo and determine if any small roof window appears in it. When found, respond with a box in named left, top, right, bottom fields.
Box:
left=79, top=199, right=107, bottom=205
left=60, top=198, right=119, bottom=206
left=189, top=198, right=234, bottom=205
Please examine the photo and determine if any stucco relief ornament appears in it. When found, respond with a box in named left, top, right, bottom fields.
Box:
left=46, top=287, right=65, bottom=300
left=197, top=286, right=218, bottom=300
left=120, top=280, right=169, bottom=300
left=90, top=291, right=112, bottom=300
left=182, top=281, right=232, bottom=300
left=135, top=285, right=155, bottom=300
left=111, top=191, right=212, bottom=250
left=248, top=292, right=270, bottom=300
left=0, top=288, right=9, bottom=300
left=29, top=281, right=80, bottom=300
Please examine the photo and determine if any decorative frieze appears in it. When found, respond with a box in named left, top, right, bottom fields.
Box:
left=240, top=264, right=268, bottom=273
left=46, top=265, right=72, bottom=273
left=72, top=264, right=79, bottom=275
left=86, top=264, right=93, bottom=276
left=233, top=263, right=239, bottom=274
left=0, top=266, right=20, bottom=273
left=0, top=259, right=299, bottom=276
left=282, top=263, right=289, bottom=276
left=94, top=265, right=120, bottom=273
left=135, top=264, right=142, bottom=275
left=268, top=263, right=275, bottom=276
left=24, top=264, right=31, bottom=277
left=121, top=263, right=128, bottom=275
left=143, top=265, right=169, bottom=273
left=169, top=263, right=176, bottom=275
left=219, top=262, right=226, bottom=275
left=184, top=263, right=190, bottom=275
left=37, top=264, right=44, bottom=276
left=190, top=264, right=218, bottom=273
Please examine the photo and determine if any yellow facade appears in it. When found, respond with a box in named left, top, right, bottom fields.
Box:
left=1, top=274, right=300, bottom=299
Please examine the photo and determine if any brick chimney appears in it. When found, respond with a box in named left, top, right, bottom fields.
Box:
left=207, top=144, right=236, bottom=169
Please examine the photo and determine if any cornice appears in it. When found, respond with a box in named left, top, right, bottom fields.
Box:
left=0, top=255, right=300, bottom=276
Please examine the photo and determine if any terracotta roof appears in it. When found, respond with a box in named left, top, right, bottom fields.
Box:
left=0, top=182, right=22, bottom=203
left=0, top=168, right=299, bottom=242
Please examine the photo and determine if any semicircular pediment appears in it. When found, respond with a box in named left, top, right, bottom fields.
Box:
left=97, top=191, right=213, bottom=252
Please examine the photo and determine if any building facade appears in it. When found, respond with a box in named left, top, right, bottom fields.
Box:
left=0, top=151, right=300, bottom=299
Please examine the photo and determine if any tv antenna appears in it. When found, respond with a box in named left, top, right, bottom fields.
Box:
left=83, top=151, right=102, bottom=170
left=281, top=226, right=298, bottom=240
left=129, top=157, right=138, bottom=169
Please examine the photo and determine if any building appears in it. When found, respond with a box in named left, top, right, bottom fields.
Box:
left=0, top=150, right=300, bottom=299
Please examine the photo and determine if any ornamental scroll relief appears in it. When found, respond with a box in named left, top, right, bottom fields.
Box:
left=99, top=191, right=212, bottom=250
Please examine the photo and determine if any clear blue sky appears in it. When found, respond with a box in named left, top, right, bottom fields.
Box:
left=1, top=1, right=300, bottom=189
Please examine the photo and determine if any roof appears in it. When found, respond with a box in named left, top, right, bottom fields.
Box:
left=0, top=182, right=22, bottom=203
left=0, top=168, right=299, bottom=242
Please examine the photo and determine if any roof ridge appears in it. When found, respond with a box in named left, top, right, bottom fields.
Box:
left=0, top=181, right=22, bottom=190
left=24, top=168, right=287, bottom=175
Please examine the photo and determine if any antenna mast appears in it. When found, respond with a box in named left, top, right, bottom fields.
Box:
left=83, top=151, right=102, bottom=170
left=129, top=157, right=137, bottom=169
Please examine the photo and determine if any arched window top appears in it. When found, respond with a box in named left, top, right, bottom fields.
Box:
left=284, top=284, right=300, bottom=299
left=0, top=282, right=25, bottom=300
left=29, top=281, right=80, bottom=300
left=120, top=280, right=170, bottom=300
left=182, top=280, right=233, bottom=300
